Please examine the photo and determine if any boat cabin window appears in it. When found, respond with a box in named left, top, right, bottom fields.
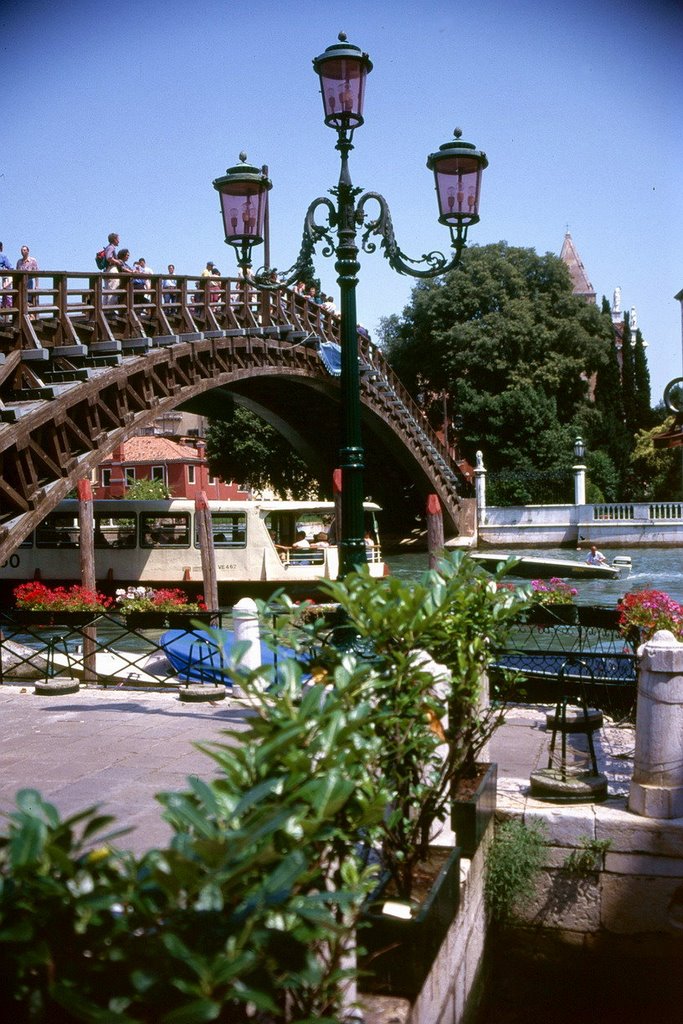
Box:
left=36, top=513, right=80, bottom=548
left=140, top=513, right=190, bottom=548
left=94, top=514, right=136, bottom=549
left=195, top=513, right=247, bottom=548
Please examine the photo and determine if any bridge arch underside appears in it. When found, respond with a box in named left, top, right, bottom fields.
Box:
left=182, top=374, right=451, bottom=538
left=0, top=355, right=458, bottom=562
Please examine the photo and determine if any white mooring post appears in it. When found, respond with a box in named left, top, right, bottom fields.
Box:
left=232, top=597, right=264, bottom=698
left=629, top=630, right=683, bottom=819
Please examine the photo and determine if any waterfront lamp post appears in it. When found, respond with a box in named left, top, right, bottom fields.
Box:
left=573, top=436, right=587, bottom=505
left=213, top=34, right=487, bottom=576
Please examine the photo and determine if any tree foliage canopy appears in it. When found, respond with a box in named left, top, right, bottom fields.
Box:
left=206, top=406, right=319, bottom=498
left=380, top=242, right=636, bottom=501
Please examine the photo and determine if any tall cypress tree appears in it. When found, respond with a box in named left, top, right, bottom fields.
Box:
left=594, top=297, right=629, bottom=496
left=620, top=312, right=637, bottom=434
left=633, top=328, right=653, bottom=428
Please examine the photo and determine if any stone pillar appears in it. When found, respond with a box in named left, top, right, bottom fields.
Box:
left=573, top=460, right=586, bottom=505
left=232, top=597, right=264, bottom=698
left=474, top=450, right=487, bottom=526
left=629, top=629, right=683, bottom=819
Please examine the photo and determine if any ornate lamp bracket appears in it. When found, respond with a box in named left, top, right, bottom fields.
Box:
left=254, top=196, right=339, bottom=289
left=357, top=191, right=463, bottom=279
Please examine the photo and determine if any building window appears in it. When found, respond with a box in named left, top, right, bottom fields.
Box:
left=125, top=467, right=136, bottom=486
left=101, top=468, right=111, bottom=488
left=187, top=465, right=196, bottom=485
left=208, top=474, right=217, bottom=486
left=151, top=465, right=166, bottom=483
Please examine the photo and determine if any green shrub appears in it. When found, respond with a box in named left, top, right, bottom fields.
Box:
left=0, top=662, right=389, bottom=1022
left=271, top=552, right=529, bottom=899
left=485, top=818, right=546, bottom=923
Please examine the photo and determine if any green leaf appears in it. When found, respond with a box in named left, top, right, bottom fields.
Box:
left=9, top=816, right=45, bottom=866
left=161, top=1000, right=221, bottom=1023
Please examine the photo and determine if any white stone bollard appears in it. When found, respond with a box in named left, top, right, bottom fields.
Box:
left=232, top=597, right=264, bottom=698
left=629, top=629, right=683, bottom=819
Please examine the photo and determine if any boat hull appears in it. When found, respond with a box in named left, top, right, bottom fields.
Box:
left=469, top=552, right=620, bottom=580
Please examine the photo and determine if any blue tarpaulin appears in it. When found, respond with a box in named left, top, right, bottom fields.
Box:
left=318, top=341, right=342, bottom=376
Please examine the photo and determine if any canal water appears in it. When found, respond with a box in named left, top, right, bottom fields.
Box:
left=386, top=546, right=683, bottom=606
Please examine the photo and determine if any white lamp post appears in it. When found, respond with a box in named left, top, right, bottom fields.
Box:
left=573, top=436, right=586, bottom=505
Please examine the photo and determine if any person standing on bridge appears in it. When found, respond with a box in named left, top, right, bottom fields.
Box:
left=0, top=242, right=12, bottom=311
left=16, top=246, right=39, bottom=317
left=102, top=232, right=123, bottom=307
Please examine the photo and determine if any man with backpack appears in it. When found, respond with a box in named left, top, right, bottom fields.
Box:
left=98, top=232, right=123, bottom=307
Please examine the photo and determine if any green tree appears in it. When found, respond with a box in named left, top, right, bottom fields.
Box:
left=633, top=328, right=653, bottom=429
left=593, top=297, right=630, bottom=494
left=126, top=478, right=171, bottom=499
left=380, top=242, right=613, bottom=500
left=206, top=406, right=319, bottom=498
left=620, top=312, right=637, bottom=434
left=629, top=418, right=681, bottom=499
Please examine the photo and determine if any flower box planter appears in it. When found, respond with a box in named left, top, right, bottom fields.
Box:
left=577, top=606, right=621, bottom=630
left=124, top=610, right=214, bottom=630
left=8, top=609, right=103, bottom=627
left=525, top=604, right=578, bottom=626
left=358, top=845, right=461, bottom=999
left=451, top=761, right=497, bottom=859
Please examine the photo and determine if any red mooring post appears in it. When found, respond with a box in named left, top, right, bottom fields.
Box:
left=426, top=493, right=445, bottom=570
left=77, top=478, right=97, bottom=685
left=195, top=491, right=219, bottom=623
left=333, top=468, right=343, bottom=549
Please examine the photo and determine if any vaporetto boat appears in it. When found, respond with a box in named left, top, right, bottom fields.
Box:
left=0, top=498, right=387, bottom=601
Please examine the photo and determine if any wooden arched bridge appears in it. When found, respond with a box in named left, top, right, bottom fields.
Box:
left=0, top=270, right=471, bottom=562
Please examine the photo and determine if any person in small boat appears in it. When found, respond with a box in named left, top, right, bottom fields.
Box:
left=586, top=544, right=607, bottom=566
left=292, top=530, right=310, bottom=549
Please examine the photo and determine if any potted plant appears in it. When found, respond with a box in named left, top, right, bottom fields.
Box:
left=116, top=586, right=210, bottom=628
left=11, top=581, right=112, bottom=625
left=524, top=577, right=578, bottom=624
left=617, top=588, right=683, bottom=645
left=279, top=551, right=530, bottom=997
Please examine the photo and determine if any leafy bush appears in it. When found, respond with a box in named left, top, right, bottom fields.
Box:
left=485, top=818, right=546, bottom=923
left=0, top=662, right=389, bottom=1022
left=279, top=551, right=530, bottom=899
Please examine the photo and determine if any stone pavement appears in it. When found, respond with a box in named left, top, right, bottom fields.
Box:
left=0, top=684, right=252, bottom=854
left=0, top=683, right=636, bottom=855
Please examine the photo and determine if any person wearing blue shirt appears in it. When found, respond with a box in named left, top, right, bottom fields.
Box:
left=0, top=242, right=13, bottom=311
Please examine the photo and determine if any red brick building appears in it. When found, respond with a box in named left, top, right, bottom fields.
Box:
left=95, top=436, right=248, bottom=500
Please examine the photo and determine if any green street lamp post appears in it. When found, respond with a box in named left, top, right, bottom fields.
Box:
left=213, top=34, right=487, bottom=577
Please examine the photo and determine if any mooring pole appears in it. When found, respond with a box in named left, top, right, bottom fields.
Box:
left=77, top=478, right=97, bottom=685
left=195, top=491, right=219, bottom=624
left=426, top=493, right=445, bottom=570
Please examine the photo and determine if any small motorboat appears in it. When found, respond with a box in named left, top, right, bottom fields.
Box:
left=468, top=552, right=630, bottom=581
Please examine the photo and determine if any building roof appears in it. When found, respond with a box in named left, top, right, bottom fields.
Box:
left=108, top=436, right=203, bottom=465
left=560, top=232, right=596, bottom=303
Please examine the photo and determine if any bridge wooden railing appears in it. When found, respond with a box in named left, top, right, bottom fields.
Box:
left=0, top=270, right=340, bottom=351
left=0, top=269, right=467, bottom=550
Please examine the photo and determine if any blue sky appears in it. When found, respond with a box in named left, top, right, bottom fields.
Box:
left=2, top=0, right=681, bottom=407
